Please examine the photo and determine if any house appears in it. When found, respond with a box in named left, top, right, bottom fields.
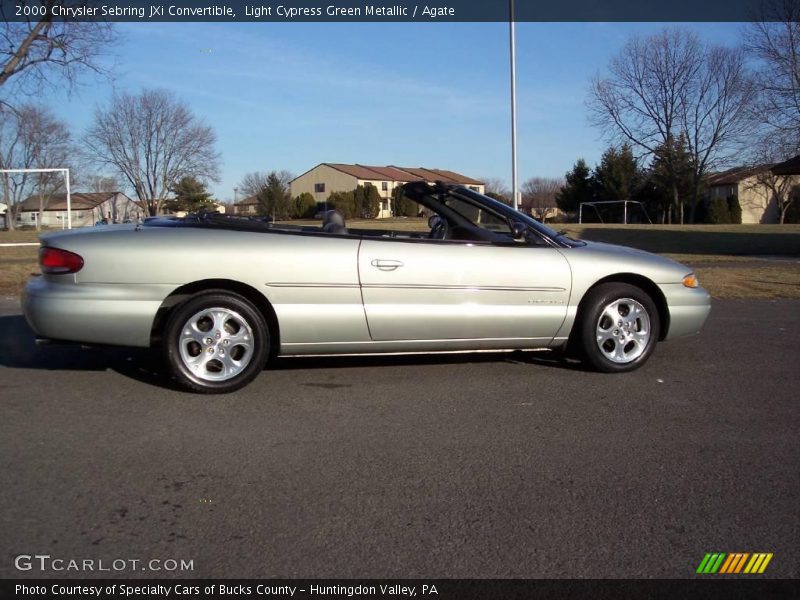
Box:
left=18, top=192, right=137, bottom=228
left=163, top=202, right=227, bottom=218
left=290, top=164, right=485, bottom=218
left=771, top=154, right=800, bottom=176
left=706, top=164, right=799, bottom=224
left=233, top=195, right=259, bottom=216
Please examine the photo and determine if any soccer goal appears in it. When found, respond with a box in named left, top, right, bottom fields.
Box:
left=578, top=200, right=652, bottom=224
left=0, top=168, right=72, bottom=229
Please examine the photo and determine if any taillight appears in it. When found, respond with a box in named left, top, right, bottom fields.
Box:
left=39, top=247, right=84, bottom=274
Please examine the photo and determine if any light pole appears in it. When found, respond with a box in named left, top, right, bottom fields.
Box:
left=509, top=0, right=519, bottom=211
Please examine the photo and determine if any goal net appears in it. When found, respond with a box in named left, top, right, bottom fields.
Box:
left=578, top=200, right=652, bottom=224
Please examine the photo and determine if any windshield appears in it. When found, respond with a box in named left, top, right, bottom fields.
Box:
left=451, top=187, right=564, bottom=239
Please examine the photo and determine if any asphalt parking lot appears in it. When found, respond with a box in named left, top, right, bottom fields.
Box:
left=0, top=297, right=797, bottom=579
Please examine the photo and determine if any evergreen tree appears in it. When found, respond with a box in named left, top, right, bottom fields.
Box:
left=292, top=192, right=316, bottom=219
left=707, top=197, right=731, bottom=224
left=391, top=186, right=417, bottom=217
left=363, top=184, right=381, bottom=218
left=592, top=144, right=643, bottom=202
left=165, top=176, right=215, bottom=213
left=326, top=190, right=356, bottom=219
left=727, top=195, right=742, bottom=225
left=647, top=137, right=694, bottom=224
left=257, top=171, right=291, bottom=220
left=555, top=159, right=594, bottom=214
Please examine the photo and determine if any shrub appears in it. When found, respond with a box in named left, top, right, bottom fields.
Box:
left=326, top=190, right=356, bottom=219
left=706, top=197, right=731, bottom=224
left=391, top=187, right=417, bottom=217
left=694, top=200, right=708, bottom=224
left=292, top=193, right=316, bottom=219
left=727, top=195, right=742, bottom=224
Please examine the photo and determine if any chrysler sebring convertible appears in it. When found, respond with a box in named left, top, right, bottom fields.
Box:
left=23, top=182, right=710, bottom=393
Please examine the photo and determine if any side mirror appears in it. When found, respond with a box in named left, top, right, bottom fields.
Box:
left=428, top=215, right=442, bottom=229
left=510, top=221, right=527, bottom=241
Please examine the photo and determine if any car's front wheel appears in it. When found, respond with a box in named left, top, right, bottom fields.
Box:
left=164, top=291, right=270, bottom=393
left=579, top=282, right=660, bottom=373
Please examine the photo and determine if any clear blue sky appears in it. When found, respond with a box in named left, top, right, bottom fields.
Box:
left=45, top=21, right=744, bottom=201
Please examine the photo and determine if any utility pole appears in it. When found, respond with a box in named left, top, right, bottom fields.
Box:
left=509, top=0, right=519, bottom=211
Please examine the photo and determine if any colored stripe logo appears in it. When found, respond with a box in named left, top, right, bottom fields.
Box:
left=696, top=553, right=773, bottom=574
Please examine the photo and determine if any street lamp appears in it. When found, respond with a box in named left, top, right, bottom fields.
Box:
left=509, top=0, right=519, bottom=211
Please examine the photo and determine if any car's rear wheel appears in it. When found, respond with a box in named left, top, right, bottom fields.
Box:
left=164, top=291, right=269, bottom=393
left=579, top=282, right=660, bottom=373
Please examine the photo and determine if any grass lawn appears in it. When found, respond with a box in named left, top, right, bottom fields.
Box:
left=2, top=223, right=799, bottom=299
left=561, top=223, right=800, bottom=255
left=0, top=229, right=41, bottom=243
left=0, top=246, right=39, bottom=297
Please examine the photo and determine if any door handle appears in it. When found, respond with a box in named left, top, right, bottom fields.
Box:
left=371, top=259, right=404, bottom=271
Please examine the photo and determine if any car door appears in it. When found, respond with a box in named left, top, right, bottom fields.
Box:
left=358, top=238, right=571, bottom=344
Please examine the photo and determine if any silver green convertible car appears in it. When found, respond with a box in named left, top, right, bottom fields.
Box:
left=23, top=182, right=710, bottom=393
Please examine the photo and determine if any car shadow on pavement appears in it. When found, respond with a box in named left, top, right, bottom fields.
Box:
left=0, top=315, right=175, bottom=389
left=270, top=348, right=591, bottom=372
left=0, top=314, right=591, bottom=389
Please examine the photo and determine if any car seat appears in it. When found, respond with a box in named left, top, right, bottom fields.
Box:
left=322, top=210, right=347, bottom=234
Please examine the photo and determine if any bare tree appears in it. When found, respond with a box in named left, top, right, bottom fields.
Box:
left=521, top=177, right=564, bottom=222
left=83, top=89, right=221, bottom=216
left=481, top=177, right=510, bottom=202
left=745, top=0, right=800, bottom=160
left=744, top=166, right=797, bottom=224
left=589, top=28, right=754, bottom=223
left=31, top=109, right=72, bottom=230
left=85, top=173, right=119, bottom=193
left=0, top=2, right=115, bottom=108
left=0, top=104, right=72, bottom=230
left=238, top=169, right=293, bottom=200
left=238, top=171, right=270, bottom=200
left=681, top=46, right=756, bottom=222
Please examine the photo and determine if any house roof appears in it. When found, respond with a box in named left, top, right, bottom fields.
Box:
left=234, top=194, right=258, bottom=206
left=20, top=192, right=126, bottom=211
left=291, top=163, right=484, bottom=186
left=771, top=155, right=800, bottom=175
left=706, top=165, right=772, bottom=186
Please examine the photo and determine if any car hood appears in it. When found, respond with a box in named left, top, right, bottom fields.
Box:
left=563, top=240, right=694, bottom=284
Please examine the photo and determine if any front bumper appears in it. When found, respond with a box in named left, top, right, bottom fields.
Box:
left=23, top=277, right=175, bottom=348
left=658, top=283, right=712, bottom=339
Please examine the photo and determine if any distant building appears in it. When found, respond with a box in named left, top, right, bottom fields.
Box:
left=706, top=164, right=800, bottom=224
left=163, top=202, right=226, bottom=218
left=771, top=154, right=800, bottom=177
left=18, top=192, right=137, bottom=227
left=233, top=195, right=259, bottom=216
left=290, top=164, right=485, bottom=218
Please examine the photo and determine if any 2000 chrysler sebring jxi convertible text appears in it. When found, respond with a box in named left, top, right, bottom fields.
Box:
left=23, top=182, right=711, bottom=393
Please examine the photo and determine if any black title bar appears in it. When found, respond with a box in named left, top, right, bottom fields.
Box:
left=0, top=0, right=775, bottom=22
left=4, top=579, right=800, bottom=600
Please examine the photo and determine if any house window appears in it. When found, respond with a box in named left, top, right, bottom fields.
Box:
left=469, top=186, right=480, bottom=192
left=314, top=183, right=325, bottom=193
left=381, top=181, right=388, bottom=191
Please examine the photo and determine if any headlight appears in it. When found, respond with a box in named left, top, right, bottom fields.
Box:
left=682, top=273, right=699, bottom=288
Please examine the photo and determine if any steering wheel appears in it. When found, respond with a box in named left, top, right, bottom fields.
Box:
left=428, top=215, right=448, bottom=240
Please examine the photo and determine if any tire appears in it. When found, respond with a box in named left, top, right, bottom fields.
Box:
left=578, top=282, right=660, bottom=373
left=163, top=291, right=270, bottom=393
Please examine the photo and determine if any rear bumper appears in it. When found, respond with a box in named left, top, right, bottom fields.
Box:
left=659, top=283, right=712, bottom=339
left=23, top=277, right=174, bottom=348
